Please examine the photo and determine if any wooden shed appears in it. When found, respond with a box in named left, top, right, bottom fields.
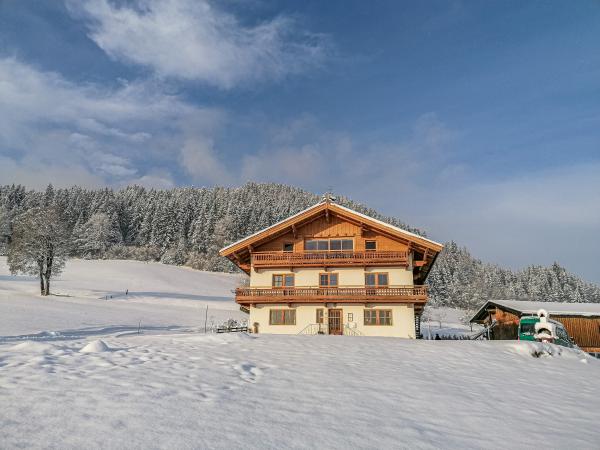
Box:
left=470, top=300, right=600, bottom=355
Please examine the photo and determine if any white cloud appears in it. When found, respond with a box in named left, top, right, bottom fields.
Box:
left=0, top=57, right=223, bottom=187
left=180, top=137, right=233, bottom=185
left=67, top=0, right=329, bottom=89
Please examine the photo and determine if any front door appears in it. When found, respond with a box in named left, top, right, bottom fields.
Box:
left=328, top=309, right=343, bottom=335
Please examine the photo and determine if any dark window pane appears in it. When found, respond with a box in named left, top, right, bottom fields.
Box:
left=365, top=240, right=376, bottom=250
left=320, top=274, right=328, bottom=286
left=317, top=240, right=329, bottom=251
left=342, top=240, right=353, bottom=250
left=273, top=275, right=283, bottom=287
left=305, top=240, right=317, bottom=251
left=365, top=273, right=376, bottom=286
left=329, top=273, right=338, bottom=286
left=378, top=273, right=388, bottom=286
left=330, top=239, right=342, bottom=251
left=284, top=275, right=294, bottom=286
left=270, top=310, right=281, bottom=324
left=283, top=242, right=293, bottom=252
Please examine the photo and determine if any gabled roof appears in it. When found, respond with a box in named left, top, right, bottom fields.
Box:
left=470, top=300, right=600, bottom=322
left=220, top=200, right=443, bottom=256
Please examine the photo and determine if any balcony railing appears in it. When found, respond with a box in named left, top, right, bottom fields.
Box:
left=251, top=250, right=409, bottom=268
left=235, top=285, right=427, bottom=304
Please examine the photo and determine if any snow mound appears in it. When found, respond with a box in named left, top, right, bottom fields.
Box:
left=10, top=341, right=55, bottom=352
left=79, top=340, right=111, bottom=353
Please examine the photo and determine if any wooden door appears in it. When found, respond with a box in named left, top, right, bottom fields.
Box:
left=328, top=309, right=343, bottom=335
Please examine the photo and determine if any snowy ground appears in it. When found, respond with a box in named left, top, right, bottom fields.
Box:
left=421, top=307, right=478, bottom=338
left=1, top=259, right=599, bottom=449
left=0, top=257, right=246, bottom=337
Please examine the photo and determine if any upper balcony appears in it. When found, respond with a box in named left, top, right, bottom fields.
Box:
left=251, top=250, right=409, bottom=269
left=235, top=285, right=427, bottom=305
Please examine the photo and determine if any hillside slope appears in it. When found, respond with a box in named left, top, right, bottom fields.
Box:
left=0, top=257, right=244, bottom=337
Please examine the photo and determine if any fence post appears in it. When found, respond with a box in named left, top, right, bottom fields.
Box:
left=204, top=304, right=208, bottom=333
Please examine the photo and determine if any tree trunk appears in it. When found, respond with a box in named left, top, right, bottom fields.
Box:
left=43, top=253, right=53, bottom=296
left=44, top=276, right=50, bottom=296
left=39, top=271, right=45, bottom=295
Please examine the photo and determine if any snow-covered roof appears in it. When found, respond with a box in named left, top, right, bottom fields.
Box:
left=472, top=299, right=600, bottom=321
left=220, top=200, right=443, bottom=254
left=220, top=203, right=319, bottom=253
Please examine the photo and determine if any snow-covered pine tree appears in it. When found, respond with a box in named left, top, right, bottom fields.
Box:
left=1, top=182, right=599, bottom=305
left=73, top=212, right=122, bottom=258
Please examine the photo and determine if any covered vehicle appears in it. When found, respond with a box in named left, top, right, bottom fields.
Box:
left=518, top=309, right=576, bottom=348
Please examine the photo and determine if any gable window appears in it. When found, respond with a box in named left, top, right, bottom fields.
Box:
left=364, top=309, right=392, bottom=326
left=283, top=242, right=294, bottom=252
left=319, top=273, right=339, bottom=287
left=365, top=272, right=389, bottom=287
left=316, top=309, right=324, bottom=324
left=305, top=239, right=329, bottom=251
left=272, top=273, right=294, bottom=288
left=270, top=309, right=296, bottom=325
left=365, top=240, right=377, bottom=251
left=305, top=238, right=353, bottom=251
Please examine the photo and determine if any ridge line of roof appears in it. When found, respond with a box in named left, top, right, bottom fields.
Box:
left=220, top=201, right=443, bottom=253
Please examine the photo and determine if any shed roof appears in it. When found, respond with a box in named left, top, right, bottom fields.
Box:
left=471, top=300, right=600, bottom=322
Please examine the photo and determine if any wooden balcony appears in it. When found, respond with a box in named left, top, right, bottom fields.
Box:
left=251, top=250, right=409, bottom=268
left=235, top=285, right=427, bottom=305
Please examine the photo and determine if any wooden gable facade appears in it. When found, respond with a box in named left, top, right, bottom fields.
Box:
left=220, top=200, right=443, bottom=284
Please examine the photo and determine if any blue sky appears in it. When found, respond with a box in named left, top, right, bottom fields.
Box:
left=1, top=0, right=599, bottom=282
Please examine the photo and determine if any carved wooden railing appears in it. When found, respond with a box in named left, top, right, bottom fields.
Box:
left=251, top=250, right=409, bottom=267
left=235, top=285, right=427, bottom=304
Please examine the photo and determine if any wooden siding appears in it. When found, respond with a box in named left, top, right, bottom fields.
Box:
left=254, top=215, right=409, bottom=253
left=554, top=316, right=600, bottom=350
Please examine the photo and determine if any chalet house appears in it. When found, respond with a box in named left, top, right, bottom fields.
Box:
left=219, top=198, right=443, bottom=337
left=470, top=300, right=600, bottom=356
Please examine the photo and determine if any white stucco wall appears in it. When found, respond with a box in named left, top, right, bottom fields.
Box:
left=249, top=267, right=414, bottom=288
left=249, top=303, right=416, bottom=338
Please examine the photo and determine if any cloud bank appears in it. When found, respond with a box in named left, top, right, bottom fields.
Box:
left=0, top=57, right=220, bottom=188
left=67, top=0, right=329, bottom=88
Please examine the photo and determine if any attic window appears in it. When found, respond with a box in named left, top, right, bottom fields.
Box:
left=365, top=240, right=377, bottom=251
left=283, top=242, right=293, bottom=252
left=305, top=238, right=353, bottom=251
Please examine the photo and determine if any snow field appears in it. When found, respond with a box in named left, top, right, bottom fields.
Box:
left=1, top=258, right=599, bottom=449
left=1, top=334, right=598, bottom=449
left=0, top=257, right=245, bottom=337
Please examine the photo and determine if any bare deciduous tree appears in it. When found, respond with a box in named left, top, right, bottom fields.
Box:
left=7, top=207, right=70, bottom=296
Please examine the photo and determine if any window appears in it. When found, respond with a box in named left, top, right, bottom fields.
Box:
left=270, top=309, right=296, bottom=325
left=305, top=238, right=353, bottom=251
left=319, top=273, right=339, bottom=287
left=365, top=240, right=377, bottom=251
left=305, top=239, right=329, bottom=251
left=316, top=309, right=324, bottom=324
left=365, top=272, right=388, bottom=287
left=347, top=313, right=354, bottom=322
left=364, top=309, right=392, bottom=326
left=272, top=273, right=294, bottom=288
left=283, top=242, right=294, bottom=252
